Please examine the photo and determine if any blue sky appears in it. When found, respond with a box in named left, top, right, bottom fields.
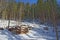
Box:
left=16, top=0, right=37, bottom=4
left=16, top=0, right=60, bottom=4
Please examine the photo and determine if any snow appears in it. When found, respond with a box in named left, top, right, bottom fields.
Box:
left=0, top=35, right=8, bottom=40
left=0, top=19, right=59, bottom=40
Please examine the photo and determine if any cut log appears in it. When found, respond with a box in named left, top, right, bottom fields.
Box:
left=43, top=27, right=48, bottom=30
left=0, top=28, right=4, bottom=30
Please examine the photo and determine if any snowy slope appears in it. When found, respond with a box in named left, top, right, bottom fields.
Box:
left=0, top=19, right=59, bottom=40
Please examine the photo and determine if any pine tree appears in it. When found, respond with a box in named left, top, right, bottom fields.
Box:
left=31, top=4, right=36, bottom=22
left=0, top=0, right=9, bottom=19
left=25, top=3, right=31, bottom=19
left=18, top=2, right=25, bottom=22
left=37, top=0, right=45, bottom=24
left=47, top=0, right=59, bottom=40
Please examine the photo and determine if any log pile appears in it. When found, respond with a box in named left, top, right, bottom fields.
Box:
left=7, top=25, right=31, bottom=34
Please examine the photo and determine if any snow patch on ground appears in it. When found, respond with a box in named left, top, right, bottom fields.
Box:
left=0, top=19, right=58, bottom=40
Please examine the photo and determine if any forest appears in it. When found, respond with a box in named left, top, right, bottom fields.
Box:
left=0, top=0, right=60, bottom=24
left=0, top=0, right=60, bottom=40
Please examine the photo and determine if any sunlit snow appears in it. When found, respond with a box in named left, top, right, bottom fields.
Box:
left=0, top=19, right=57, bottom=40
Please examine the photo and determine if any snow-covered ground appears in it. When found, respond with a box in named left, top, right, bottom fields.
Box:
left=0, top=19, right=59, bottom=40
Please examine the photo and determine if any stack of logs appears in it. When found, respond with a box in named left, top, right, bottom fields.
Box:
left=7, top=25, right=31, bottom=34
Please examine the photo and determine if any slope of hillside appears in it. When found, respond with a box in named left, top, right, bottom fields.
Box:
left=0, top=19, right=59, bottom=40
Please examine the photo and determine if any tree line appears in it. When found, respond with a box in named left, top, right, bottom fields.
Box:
left=0, top=0, right=60, bottom=23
